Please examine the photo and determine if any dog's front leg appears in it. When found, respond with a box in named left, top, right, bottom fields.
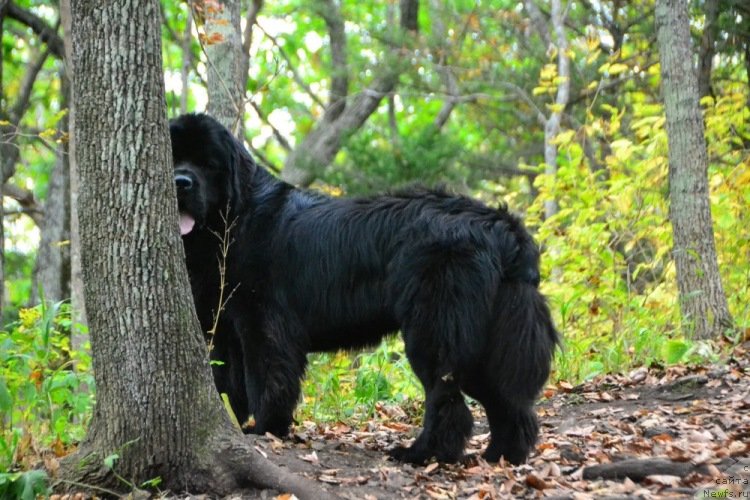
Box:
left=242, top=308, right=307, bottom=438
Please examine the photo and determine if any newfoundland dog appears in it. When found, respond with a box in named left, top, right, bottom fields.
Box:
left=170, top=113, right=559, bottom=465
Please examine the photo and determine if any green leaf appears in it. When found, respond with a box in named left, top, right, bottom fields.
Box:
left=0, top=377, right=12, bottom=412
left=663, top=340, right=689, bottom=364
left=104, top=453, right=120, bottom=470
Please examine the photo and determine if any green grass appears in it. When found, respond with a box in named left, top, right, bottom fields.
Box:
left=299, top=337, right=421, bottom=424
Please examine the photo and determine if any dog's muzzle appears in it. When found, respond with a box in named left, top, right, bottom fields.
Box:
left=175, top=173, right=197, bottom=235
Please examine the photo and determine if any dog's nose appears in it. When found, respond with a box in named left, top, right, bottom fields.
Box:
left=175, top=174, right=193, bottom=190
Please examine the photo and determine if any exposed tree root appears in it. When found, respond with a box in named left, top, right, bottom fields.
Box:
left=54, top=433, right=338, bottom=500
left=582, top=457, right=733, bottom=482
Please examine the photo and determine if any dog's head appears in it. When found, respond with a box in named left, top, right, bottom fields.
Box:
left=169, top=113, right=253, bottom=236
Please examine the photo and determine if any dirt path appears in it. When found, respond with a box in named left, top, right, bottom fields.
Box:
left=245, top=344, right=750, bottom=499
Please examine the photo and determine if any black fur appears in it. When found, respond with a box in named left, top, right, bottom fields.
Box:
left=170, top=113, right=559, bottom=465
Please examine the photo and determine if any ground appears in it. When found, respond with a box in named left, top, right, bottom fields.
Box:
left=250, top=344, right=749, bottom=499
left=51, top=344, right=749, bottom=500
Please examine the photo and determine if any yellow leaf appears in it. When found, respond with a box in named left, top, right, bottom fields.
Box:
left=586, top=48, right=602, bottom=65
left=586, top=34, right=600, bottom=51
left=607, top=63, right=629, bottom=75
left=552, top=129, right=575, bottom=145
left=540, top=64, right=558, bottom=80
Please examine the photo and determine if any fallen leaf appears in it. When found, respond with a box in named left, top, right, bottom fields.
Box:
left=525, top=472, right=547, bottom=490
left=645, top=474, right=681, bottom=487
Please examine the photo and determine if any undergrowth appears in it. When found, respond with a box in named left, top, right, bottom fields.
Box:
left=0, top=295, right=738, bottom=497
left=0, top=302, right=93, bottom=497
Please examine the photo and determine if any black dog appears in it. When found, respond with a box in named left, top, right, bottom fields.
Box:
left=170, top=113, right=559, bottom=465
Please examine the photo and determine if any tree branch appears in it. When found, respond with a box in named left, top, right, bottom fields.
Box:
left=400, top=0, right=419, bottom=31
left=430, top=0, right=460, bottom=131
left=464, top=155, right=540, bottom=179
left=497, top=81, right=546, bottom=126
left=3, top=183, right=43, bottom=226
left=546, top=0, right=571, bottom=217
left=567, top=60, right=658, bottom=107
left=10, top=48, right=50, bottom=123
left=6, top=2, right=64, bottom=59
left=248, top=100, right=292, bottom=152
left=523, top=0, right=552, bottom=48
left=314, top=0, right=349, bottom=121
left=255, top=21, right=326, bottom=110
left=242, top=0, right=263, bottom=56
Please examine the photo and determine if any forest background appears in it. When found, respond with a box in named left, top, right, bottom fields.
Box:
left=0, top=0, right=748, bottom=493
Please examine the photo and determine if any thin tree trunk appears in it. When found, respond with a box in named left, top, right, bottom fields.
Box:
left=180, top=5, right=192, bottom=116
left=655, top=0, right=733, bottom=339
left=204, top=0, right=245, bottom=135
left=697, top=0, right=720, bottom=99
left=543, top=0, right=569, bottom=220
left=30, top=76, right=71, bottom=306
left=314, top=0, right=349, bottom=122
left=57, top=1, right=334, bottom=497
left=60, top=0, right=87, bottom=336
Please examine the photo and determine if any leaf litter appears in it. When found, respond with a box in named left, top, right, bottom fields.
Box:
left=49, top=343, right=750, bottom=499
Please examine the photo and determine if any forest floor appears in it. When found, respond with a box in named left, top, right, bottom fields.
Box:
left=48, top=342, right=750, bottom=500
left=239, top=342, right=750, bottom=500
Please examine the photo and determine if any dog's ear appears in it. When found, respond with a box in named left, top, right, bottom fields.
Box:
left=223, top=131, right=257, bottom=212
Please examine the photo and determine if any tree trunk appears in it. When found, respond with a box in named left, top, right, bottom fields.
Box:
left=314, top=0, right=349, bottom=122
left=543, top=0, right=569, bottom=220
left=655, top=0, right=733, bottom=339
left=204, top=0, right=245, bottom=135
left=60, top=0, right=88, bottom=339
left=697, top=0, right=720, bottom=99
left=57, top=1, right=334, bottom=497
left=30, top=77, right=71, bottom=306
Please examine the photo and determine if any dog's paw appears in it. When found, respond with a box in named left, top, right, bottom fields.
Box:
left=387, top=445, right=430, bottom=465
left=241, top=424, right=258, bottom=435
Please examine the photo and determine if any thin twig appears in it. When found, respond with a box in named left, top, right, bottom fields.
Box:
left=206, top=204, right=240, bottom=352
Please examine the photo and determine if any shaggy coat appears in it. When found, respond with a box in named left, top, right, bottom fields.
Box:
left=170, top=113, right=559, bottom=464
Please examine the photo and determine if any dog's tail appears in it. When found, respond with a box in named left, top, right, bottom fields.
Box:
left=487, top=282, right=560, bottom=404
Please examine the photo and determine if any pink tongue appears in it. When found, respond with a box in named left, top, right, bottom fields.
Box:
left=179, top=214, right=196, bottom=235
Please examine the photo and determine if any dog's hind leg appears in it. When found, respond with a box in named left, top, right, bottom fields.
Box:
left=480, top=394, right=538, bottom=464
left=389, top=246, right=494, bottom=463
left=388, top=340, right=473, bottom=464
left=469, top=282, right=558, bottom=464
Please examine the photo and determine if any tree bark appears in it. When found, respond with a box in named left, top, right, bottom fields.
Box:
left=543, top=0, right=569, bottom=220
left=697, top=0, right=720, bottom=99
left=314, top=0, right=349, bottom=122
left=203, top=0, right=245, bottom=135
left=30, top=75, right=71, bottom=306
left=655, top=0, right=733, bottom=339
left=60, top=0, right=87, bottom=338
left=58, top=1, right=334, bottom=497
